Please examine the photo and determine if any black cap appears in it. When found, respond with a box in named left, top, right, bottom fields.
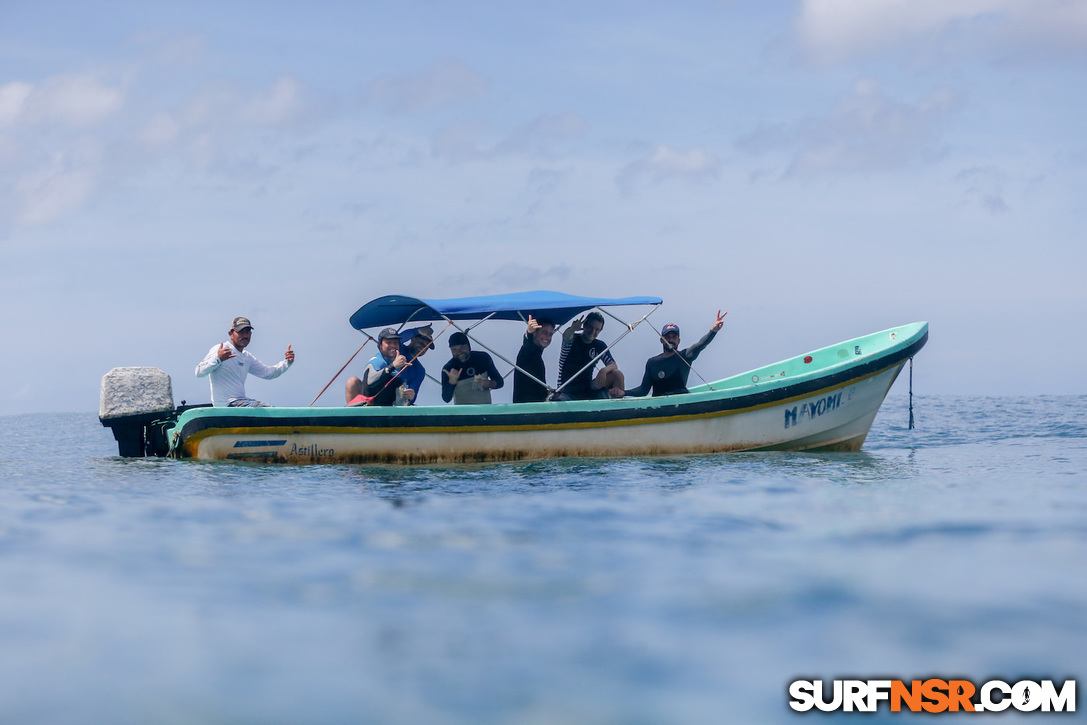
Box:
left=377, top=327, right=400, bottom=341
left=448, top=332, right=470, bottom=347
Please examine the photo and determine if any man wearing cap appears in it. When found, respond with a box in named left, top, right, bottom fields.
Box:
left=195, top=316, right=295, bottom=406
left=395, top=325, right=435, bottom=405
left=621, top=310, right=726, bottom=398
left=441, top=332, right=503, bottom=405
left=345, top=327, right=415, bottom=407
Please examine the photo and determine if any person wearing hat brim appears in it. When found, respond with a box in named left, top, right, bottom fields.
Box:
left=195, top=316, right=295, bottom=406
left=620, top=310, right=726, bottom=398
left=440, top=332, right=504, bottom=405
left=346, top=327, right=415, bottom=406
left=392, top=325, right=435, bottom=405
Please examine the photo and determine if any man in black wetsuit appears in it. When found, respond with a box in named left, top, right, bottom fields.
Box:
left=441, top=332, right=504, bottom=404
left=556, top=311, right=625, bottom=400
left=512, top=315, right=555, bottom=403
left=621, top=310, right=726, bottom=398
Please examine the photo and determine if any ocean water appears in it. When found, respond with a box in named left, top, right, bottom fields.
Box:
left=0, top=396, right=1083, bottom=724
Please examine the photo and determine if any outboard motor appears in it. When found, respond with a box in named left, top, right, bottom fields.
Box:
left=99, top=367, right=177, bottom=457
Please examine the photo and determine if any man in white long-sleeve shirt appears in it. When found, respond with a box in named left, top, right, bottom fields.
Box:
left=195, top=316, right=296, bottom=406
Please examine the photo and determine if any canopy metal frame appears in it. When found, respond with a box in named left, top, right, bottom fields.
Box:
left=319, top=292, right=666, bottom=405
left=406, top=304, right=661, bottom=400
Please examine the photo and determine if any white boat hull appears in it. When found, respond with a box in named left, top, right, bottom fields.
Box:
left=181, top=362, right=905, bottom=464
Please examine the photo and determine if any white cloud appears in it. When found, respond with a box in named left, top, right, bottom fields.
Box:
left=737, top=78, right=957, bottom=176
left=494, top=113, right=588, bottom=156
left=616, top=144, right=721, bottom=190
left=0, top=75, right=123, bottom=127
left=15, top=154, right=98, bottom=226
left=798, top=0, right=1087, bottom=62
left=242, top=76, right=307, bottom=125
left=138, top=110, right=181, bottom=146
left=957, top=165, right=1010, bottom=214
left=430, top=120, right=487, bottom=164
left=0, top=82, right=33, bottom=127
left=160, top=76, right=310, bottom=133
left=368, top=60, right=490, bottom=115
left=134, top=75, right=313, bottom=160
left=0, top=73, right=122, bottom=225
left=150, top=33, right=208, bottom=67
left=431, top=112, right=588, bottom=164
left=2, top=70, right=315, bottom=227
left=29, top=74, right=124, bottom=126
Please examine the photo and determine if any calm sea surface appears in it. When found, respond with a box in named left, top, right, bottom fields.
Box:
left=1, top=396, right=1084, bottom=724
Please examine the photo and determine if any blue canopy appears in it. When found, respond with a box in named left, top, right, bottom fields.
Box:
left=350, top=290, right=662, bottom=330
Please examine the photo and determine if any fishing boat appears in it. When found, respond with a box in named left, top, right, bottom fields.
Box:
left=99, top=291, right=927, bottom=464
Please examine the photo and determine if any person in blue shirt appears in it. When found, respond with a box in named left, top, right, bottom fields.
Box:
left=346, top=328, right=413, bottom=406
left=396, top=325, right=435, bottom=405
left=345, top=326, right=434, bottom=406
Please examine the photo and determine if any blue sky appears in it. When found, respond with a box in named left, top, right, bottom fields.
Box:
left=3, top=0, right=1085, bottom=413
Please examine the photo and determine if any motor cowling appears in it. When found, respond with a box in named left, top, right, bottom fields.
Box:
left=99, top=367, right=176, bottom=457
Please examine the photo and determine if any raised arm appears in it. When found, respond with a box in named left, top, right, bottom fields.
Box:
left=562, top=316, right=584, bottom=343
left=195, top=342, right=234, bottom=377
left=556, top=335, right=573, bottom=387
left=683, top=311, right=727, bottom=361
left=249, top=349, right=293, bottom=380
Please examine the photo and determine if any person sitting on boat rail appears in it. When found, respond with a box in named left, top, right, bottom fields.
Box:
left=513, top=315, right=555, bottom=404
left=555, top=312, right=625, bottom=400
left=441, top=332, right=504, bottom=405
left=621, top=310, right=726, bottom=398
left=346, top=327, right=415, bottom=407
left=395, top=325, right=435, bottom=405
left=195, top=316, right=295, bottom=407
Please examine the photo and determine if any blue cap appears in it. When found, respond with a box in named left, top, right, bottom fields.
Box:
left=661, top=323, right=680, bottom=336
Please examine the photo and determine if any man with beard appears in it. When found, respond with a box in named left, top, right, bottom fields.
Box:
left=395, top=325, right=435, bottom=405
left=441, top=332, right=503, bottom=405
left=621, top=311, right=726, bottom=398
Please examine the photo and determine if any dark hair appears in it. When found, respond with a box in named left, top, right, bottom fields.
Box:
left=448, top=331, right=470, bottom=347
left=535, top=316, right=555, bottom=328
left=585, top=311, right=605, bottom=328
